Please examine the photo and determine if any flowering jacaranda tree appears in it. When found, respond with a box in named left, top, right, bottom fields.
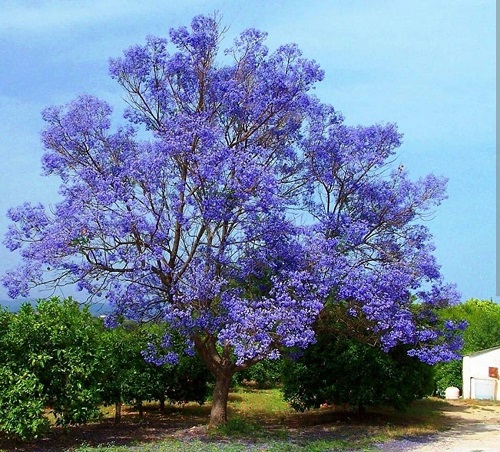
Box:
left=3, top=15, right=463, bottom=425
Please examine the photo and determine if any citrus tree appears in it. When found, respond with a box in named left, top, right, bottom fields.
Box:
left=0, top=298, right=102, bottom=438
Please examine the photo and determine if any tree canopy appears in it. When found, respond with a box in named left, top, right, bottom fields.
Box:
left=433, top=299, right=500, bottom=395
left=444, top=299, right=500, bottom=354
left=2, top=14, right=463, bottom=425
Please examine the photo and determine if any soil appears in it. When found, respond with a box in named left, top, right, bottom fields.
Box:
left=379, top=399, right=500, bottom=452
left=1, top=399, right=499, bottom=451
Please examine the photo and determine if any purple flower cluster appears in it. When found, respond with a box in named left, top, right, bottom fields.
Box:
left=2, top=15, right=462, bottom=371
left=218, top=271, right=324, bottom=365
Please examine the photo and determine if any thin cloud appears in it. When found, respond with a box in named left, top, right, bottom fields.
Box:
left=1, top=0, right=166, bottom=35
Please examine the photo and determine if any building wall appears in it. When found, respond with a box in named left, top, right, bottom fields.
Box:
left=463, top=348, right=500, bottom=400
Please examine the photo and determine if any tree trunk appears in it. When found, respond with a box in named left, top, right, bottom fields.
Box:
left=209, top=371, right=232, bottom=427
left=192, top=334, right=236, bottom=427
left=114, top=401, right=122, bottom=424
left=159, top=396, right=166, bottom=412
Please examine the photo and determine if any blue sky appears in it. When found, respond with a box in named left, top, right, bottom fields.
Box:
left=0, top=0, right=496, bottom=302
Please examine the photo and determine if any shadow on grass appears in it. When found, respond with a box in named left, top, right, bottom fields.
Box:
left=0, top=396, right=456, bottom=451
left=0, top=406, right=211, bottom=452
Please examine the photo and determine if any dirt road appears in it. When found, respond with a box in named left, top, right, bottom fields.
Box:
left=381, top=400, right=500, bottom=452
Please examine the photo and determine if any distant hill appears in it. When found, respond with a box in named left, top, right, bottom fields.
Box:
left=0, top=299, right=112, bottom=316
left=0, top=299, right=36, bottom=312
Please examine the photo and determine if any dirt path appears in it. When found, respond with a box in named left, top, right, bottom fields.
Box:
left=381, top=400, right=500, bottom=452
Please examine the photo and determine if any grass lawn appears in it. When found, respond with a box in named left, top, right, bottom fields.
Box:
left=0, top=388, right=454, bottom=451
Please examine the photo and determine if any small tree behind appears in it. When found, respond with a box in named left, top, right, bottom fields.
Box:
left=433, top=299, right=500, bottom=396
left=98, top=321, right=210, bottom=422
left=0, top=308, right=50, bottom=440
left=0, top=298, right=210, bottom=437
left=0, top=298, right=103, bottom=438
left=281, top=321, right=434, bottom=412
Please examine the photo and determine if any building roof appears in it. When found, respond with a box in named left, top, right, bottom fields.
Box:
left=464, top=345, right=500, bottom=357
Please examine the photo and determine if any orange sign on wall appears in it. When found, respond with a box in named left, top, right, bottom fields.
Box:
left=488, top=367, right=499, bottom=379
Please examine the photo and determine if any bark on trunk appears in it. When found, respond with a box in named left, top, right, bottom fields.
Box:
left=114, top=401, right=122, bottom=424
left=192, top=334, right=236, bottom=427
left=209, top=372, right=232, bottom=427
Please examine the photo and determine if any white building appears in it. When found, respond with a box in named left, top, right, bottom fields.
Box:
left=462, top=345, right=500, bottom=400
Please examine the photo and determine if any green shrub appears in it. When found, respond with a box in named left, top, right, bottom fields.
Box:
left=0, top=298, right=210, bottom=438
left=211, top=417, right=265, bottom=436
left=98, top=321, right=210, bottom=419
left=433, top=360, right=462, bottom=397
left=233, top=359, right=282, bottom=389
left=0, top=368, right=49, bottom=440
left=281, top=330, right=433, bottom=412
left=16, top=298, right=103, bottom=426
left=0, top=297, right=102, bottom=437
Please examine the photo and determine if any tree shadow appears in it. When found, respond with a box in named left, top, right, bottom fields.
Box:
left=0, top=409, right=210, bottom=451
